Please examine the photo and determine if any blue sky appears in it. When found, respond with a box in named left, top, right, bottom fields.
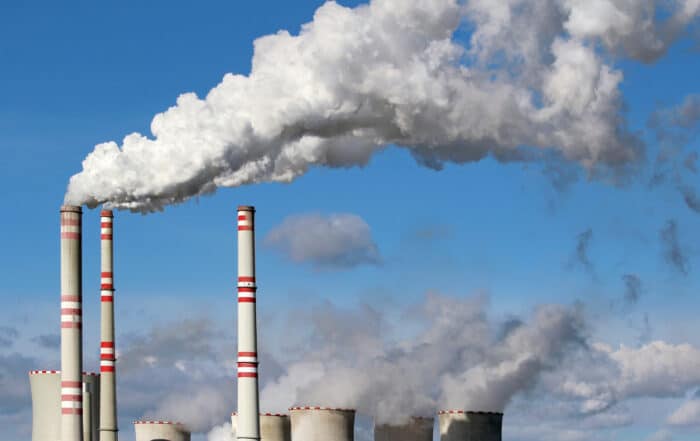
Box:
left=2, top=1, right=700, bottom=440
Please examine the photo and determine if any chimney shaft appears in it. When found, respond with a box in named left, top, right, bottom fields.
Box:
left=99, top=210, right=118, bottom=441
left=237, top=205, right=261, bottom=440
left=60, top=205, right=84, bottom=441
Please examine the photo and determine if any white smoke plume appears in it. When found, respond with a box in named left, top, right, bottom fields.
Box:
left=260, top=293, right=588, bottom=423
left=62, top=0, right=700, bottom=212
left=257, top=293, right=700, bottom=426
left=207, top=422, right=232, bottom=441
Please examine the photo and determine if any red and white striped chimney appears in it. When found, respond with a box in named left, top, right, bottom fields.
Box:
left=99, top=210, right=118, bottom=441
left=60, top=205, right=84, bottom=441
left=237, top=206, right=261, bottom=441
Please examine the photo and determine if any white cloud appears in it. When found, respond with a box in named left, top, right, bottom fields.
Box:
left=265, top=213, right=381, bottom=269
left=668, top=399, right=700, bottom=426
left=646, top=429, right=674, bottom=441
left=608, top=341, right=700, bottom=398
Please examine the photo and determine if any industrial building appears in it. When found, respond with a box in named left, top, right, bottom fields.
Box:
left=29, top=205, right=504, bottom=441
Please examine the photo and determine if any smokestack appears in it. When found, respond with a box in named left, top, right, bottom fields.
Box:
left=374, top=417, right=434, bottom=441
left=61, top=205, right=84, bottom=441
left=232, top=413, right=292, bottom=441
left=438, top=410, right=503, bottom=441
left=29, top=370, right=100, bottom=441
left=99, top=210, right=118, bottom=441
left=289, top=407, right=355, bottom=441
left=236, top=205, right=261, bottom=441
left=133, top=421, right=191, bottom=441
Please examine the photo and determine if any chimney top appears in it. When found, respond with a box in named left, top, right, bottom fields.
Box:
left=60, top=205, right=82, bottom=213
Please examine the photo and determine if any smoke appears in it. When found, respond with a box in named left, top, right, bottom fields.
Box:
left=66, top=0, right=700, bottom=211
left=207, top=422, right=232, bottom=441
left=679, top=184, right=700, bottom=213
left=31, top=333, right=60, bottom=349
left=568, top=228, right=595, bottom=275
left=260, top=293, right=588, bottom=423
left=265, top=213, right=381, bottom=269
left=648, top=95, right=700, bottom=213
left=684, top=151, right=698, bottom=173
left=622, top=273, right=642, bottom=305
left=0, top=326, right=18, bottom=348
left=659, top=220, right=689, bottom=275
left=116, top=318, right=236, bottom=433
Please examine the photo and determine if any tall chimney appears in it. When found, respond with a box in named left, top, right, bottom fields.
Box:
left=60, top=205, right=84, bottom=441
left=99, top=210, right=118, bottom=441
left=237, top=205, right=261, bottom=441
left=438, top=410, right=503, bottom=441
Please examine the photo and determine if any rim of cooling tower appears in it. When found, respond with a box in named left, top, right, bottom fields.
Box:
left=232, top=412, right=289, bottom=417
left=29, top=370, right=99, bottom=376
left=438, top=410, right=503, bottom=416
left=289, top=406, right=355, bottom=412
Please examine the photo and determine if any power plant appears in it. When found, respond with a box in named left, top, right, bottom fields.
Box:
left=29, top=204, right=505, bottom=441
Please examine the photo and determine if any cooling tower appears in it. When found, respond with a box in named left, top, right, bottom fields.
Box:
left=29, top=370, right=100, bottom=441
left=438, top=410, right=503, bottom=441
left=374, top=417, right=434, bottom=441
left=232, top=413, right=292, bottom=441
left=289, top=407, right=355, bottom=441
left=61, top=205, right=84, bottom=441
left=236, top=205, right=261, bottom=441
left=134, top=421, right=191, bottom=441
left=99, top=210, right=118, bottom=441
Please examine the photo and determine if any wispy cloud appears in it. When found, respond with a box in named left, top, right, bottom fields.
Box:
left=265, top=213, right=381, bottom=270
left=660, top=220, right=690, bottom=275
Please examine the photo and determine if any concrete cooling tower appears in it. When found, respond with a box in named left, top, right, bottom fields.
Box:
left=289, top=407, right=355, bottom=441
left=232, top=413, right=291, bottom=441
left=374, top=416, right=434, bottom=441
left=134, top=421, right=191, bottom=441
left=29, top=370, right=100, bottom=441
left=438, top=410, right=503, bottom=441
